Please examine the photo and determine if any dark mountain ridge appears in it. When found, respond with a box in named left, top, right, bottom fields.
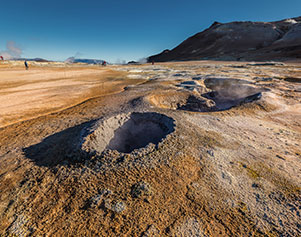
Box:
left=148, top=17, right=301, bottom=62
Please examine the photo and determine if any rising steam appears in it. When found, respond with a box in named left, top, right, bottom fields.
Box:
left=0, top=41, right=23, bottom=60
left=65, top=52, right=83, bottom=63
left=65, top=56, right=76, bottom=63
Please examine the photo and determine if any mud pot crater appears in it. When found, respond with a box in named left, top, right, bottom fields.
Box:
left=80, top=112, right=175, bottom=155
left=202, top=77, right=269, bottom=110
left=148, top=78, right=269, bottom=112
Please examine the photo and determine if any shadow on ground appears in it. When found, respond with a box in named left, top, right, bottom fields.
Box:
left=23, top=112, right=176, bottom=167
left=22, top=120, right=97, bottom=167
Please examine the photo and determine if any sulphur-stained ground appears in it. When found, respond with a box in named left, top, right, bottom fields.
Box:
left=0, top=60, right=300, bottom=236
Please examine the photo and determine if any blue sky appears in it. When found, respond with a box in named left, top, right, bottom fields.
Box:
left=0, top=0, right=300, bottom=62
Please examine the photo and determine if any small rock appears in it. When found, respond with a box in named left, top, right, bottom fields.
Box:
left=8, top=215, right=31, bottom=236
left=131, top=181, right=153, bottom=198
left=207, top=150, right=214, bottom=157
left=111, top=201, right=126, bottom=213
left=91, top=189, right=112, bottom=208
left=252, top=183, right=259, bottom=188
left=276, top=155, right=285, bottom=160
left=172, top=217, right=205, bottom=236
left=104, top=199, right=127, bottom=213
left=142, top=224, right=160, bottom=237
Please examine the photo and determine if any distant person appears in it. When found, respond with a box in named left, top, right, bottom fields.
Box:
left=152, top=61, right=154, bottom=65
left=102, top=61, right=107, bottom=66
left=24, top=60, right=29, bottom=70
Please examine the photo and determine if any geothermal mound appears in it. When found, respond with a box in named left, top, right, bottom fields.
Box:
left=80, top=112, right=175, bottom=154
left=147, top=90, right=215, bottom=112
left=148, top=78, right=266, bottom=112
left=203, top=78, right=268, bottom=110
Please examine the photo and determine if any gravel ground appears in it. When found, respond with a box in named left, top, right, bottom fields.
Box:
left=0, top=61, right=300, bottom=236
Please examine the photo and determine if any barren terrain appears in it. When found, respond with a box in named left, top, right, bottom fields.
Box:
left=0, top=62, right=140, bottom=128
left=0, top=60, right=300, bottom=236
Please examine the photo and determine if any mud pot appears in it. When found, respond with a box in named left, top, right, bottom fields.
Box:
left=81, top=112, right=175, bottom=154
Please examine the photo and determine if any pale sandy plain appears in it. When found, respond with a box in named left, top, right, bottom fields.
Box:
left=0, top=62, right=140, bottom=128
left=0, top=60, right=300, bottom=236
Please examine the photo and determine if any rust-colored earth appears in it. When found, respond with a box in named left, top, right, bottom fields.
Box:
left=0, top=60, right=300, bottom=236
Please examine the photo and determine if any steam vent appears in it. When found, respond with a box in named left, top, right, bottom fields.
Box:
left=80, top=112, right=175, bottom=155
left=148, top=77, right=267, bottom=112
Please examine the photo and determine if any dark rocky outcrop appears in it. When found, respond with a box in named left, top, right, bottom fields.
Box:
left=148, top=17, right=301, bottom=62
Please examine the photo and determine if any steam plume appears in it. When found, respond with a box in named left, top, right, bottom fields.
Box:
left=0, top=41, right=23, bottom=60
left=65, top=56, right=75, bottom=63
left=65, top=52, right=83, bottom=63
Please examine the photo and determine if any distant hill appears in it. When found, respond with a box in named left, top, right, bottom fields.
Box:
left=148, top=17, right=301, bottom=62
left=65, top=57, right=106, bottom=64
left=127, top=61, right=141, bottom=65
left=15, top=58, right=49, bottom=62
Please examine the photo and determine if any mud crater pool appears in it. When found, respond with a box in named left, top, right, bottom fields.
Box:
left=80, top=112, right=175, bottom=154
left=202, top=78, right=268, bottom=110
left=203, top=78, right=253, bottom=90
left=202, top=91, right=262, bottom=110
left=150, top=78, right=268, bottom=112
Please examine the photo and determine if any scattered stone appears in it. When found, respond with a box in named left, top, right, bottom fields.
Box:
left=111, top=201, right=127, bottom=213
left=8, top=215, right=31, bottom=236
left=131, top=181, right=153, bottom=198
left=172, top=217, right=206, bottom=237
left=252, top=183, right=259, bottom=188
left=142, top=224, right=161, bottom=237
left=207, top=150, right=214, bottom=157
left=276, top=155, right=286, bottom=160
left=104, top=199, right=127, bottom=213
left=90, top=189, right=112, bottom=208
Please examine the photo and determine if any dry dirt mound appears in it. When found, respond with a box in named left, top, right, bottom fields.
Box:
left=22, top=112, right=176, bottom=168
left=147, top=91, right=215, bottom=112
left=80, top=112, right=175, bottom=155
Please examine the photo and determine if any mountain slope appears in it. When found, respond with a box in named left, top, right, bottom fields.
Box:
left=148, top=17, right=301, bottom=62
